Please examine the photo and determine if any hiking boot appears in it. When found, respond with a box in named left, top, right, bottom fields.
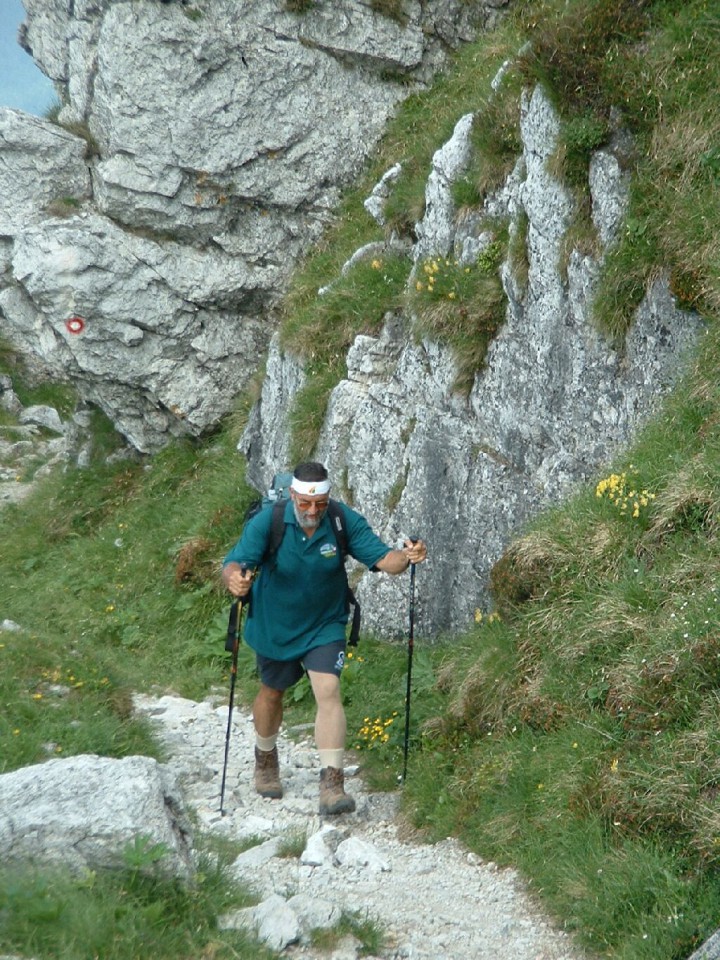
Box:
left=319, top=766, right=356, bottom=815
left=254, top=746, right=283, bottom=799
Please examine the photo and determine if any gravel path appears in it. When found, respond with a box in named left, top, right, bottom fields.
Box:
left=134, top=693, right=589, bottom=960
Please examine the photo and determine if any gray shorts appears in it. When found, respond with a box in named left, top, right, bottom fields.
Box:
left=256, top=639, right=346, bottom=691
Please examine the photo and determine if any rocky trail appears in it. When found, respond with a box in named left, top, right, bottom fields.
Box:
left=133, top=693, right=589, bottom=960
left=0, top=383, right=579, bottom=960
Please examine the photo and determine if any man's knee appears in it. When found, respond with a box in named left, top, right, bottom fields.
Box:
left=308, top=671, right=341, bottom=704
left=257, top=683, right=284, bottom=706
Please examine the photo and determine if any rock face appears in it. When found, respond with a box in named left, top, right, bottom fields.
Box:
left=1, top=4, right=705, bottom=639
left=241, top=86, right=705, bottom=639
left=1, top=0, right=497, bottom=452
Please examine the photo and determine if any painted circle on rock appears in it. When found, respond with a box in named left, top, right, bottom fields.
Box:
left=65, top=316, right=86, bottom=334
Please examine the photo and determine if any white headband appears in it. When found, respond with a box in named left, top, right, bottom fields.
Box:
left=291, top=477, right=331, bottom=496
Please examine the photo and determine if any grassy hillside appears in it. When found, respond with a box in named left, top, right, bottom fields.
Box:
left=1, top=0, right=719, bottom=958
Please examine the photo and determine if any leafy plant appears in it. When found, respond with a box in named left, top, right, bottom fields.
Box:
left=122, top=835, right=171, bottom=874
left=555, top=112, right=610, bottom=185
left=0, top=852, right=267, bottom=960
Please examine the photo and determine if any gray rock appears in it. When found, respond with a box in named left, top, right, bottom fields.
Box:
left=364, top=162, right=403, bottom=226
left=5, top=8, right=705, bottom=644
left=0, top=375, right=22, bottom=415
left=287, top=892, right=342, bottom=932
left=0, top=108, right=91, bottom=233
left=231, top=836, right=280, bottom=873
left=688, top=930, right=720, bottom=960
left=19, top=404, right=64, bottom=434
left=414, top=112, right=475, bottom=260
left=301, top=824, right=343, bottom=867
left=219, top=893, right=301, bottom=951
left=2, top=215, right=273, bottom=451
left=0, top=754, right=194, bottom=878
left=589, top=149, right=630, bottom=248
left=335, top=836, right=391, bottom=872
left=137, top=692, right=588, bottom=960
left=5, top=0, right=484, bottom=452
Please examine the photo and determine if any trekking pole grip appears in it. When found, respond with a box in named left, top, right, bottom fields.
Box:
left=408, top=537, right=419, bottom=572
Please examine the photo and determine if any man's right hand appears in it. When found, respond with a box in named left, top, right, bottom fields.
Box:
left=223, top=562, right=254, bottom=598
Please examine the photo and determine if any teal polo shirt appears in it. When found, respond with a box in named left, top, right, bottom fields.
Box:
left=223, top=499, right=392, bottom=661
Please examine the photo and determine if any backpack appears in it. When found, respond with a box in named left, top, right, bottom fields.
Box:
left=243, top=471, right=295, bottom=523
left=244, top=473, right=361, bottom=647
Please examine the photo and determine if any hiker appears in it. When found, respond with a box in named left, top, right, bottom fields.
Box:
left=222, top=461, right=428, bottom=815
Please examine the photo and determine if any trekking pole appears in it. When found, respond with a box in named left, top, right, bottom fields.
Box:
left=402, top=540, right=418, bottom=783
left=220, top=565, right=246, bottom=815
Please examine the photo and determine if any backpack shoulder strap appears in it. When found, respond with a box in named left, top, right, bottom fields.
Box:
left=327, top=499, right=348, bottom=561
left=262, top=499, right=288, bottom=564
left=326, top=500, right=361, bottom=647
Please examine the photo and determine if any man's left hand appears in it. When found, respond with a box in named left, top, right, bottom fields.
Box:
left=403, top=539, right=427, bottom=565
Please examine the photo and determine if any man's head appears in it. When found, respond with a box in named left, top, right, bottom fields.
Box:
left=290, top=462, right=331, bottom=531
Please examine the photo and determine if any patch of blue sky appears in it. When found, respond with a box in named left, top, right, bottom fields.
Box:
left=0, top=0, right=57, bottom=117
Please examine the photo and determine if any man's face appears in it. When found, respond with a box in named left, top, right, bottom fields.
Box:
left=291, top=490, right=330, bottom=531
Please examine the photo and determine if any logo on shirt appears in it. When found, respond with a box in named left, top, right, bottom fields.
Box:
left=320, top=542, right=338, bottom=559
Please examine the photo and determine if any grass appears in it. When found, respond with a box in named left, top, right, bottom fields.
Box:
left=0, top=848, right=273, bottom=960
left=281, top=249, right=409, bottom=462
left=309, top=909, right=387, bottom=955
left=275, top=19, right=523, bottom=450
left=517, top=0, right=720, bottom=336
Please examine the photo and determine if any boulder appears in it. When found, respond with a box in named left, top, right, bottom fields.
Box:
left=0, top=754, right=194, bottom=878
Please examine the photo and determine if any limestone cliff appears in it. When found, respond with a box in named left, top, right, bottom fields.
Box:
left=240, top=87, right=704, bottom=638
left=0, top=1, right=704, bottom=639
left=1, top=0, right=493, bottom=450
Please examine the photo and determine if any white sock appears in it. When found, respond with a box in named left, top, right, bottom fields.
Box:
left=256, top=733, right=278, bottom=752
left=318, top=748, right=344, bottom=770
